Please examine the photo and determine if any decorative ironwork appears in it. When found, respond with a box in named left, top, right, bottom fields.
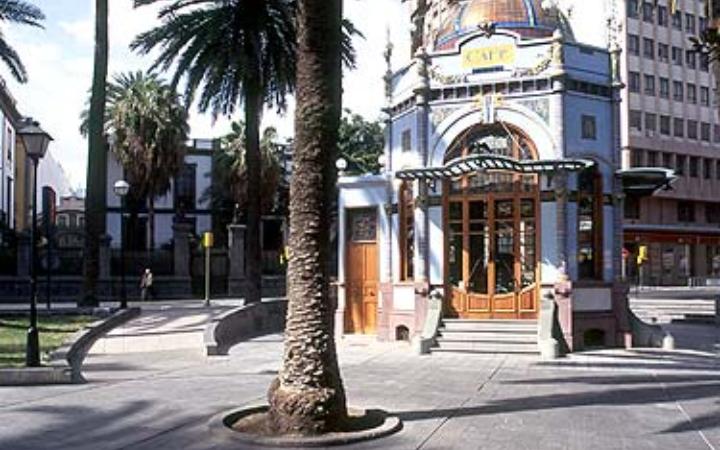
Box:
left=396, top=153, right=594, bottom=181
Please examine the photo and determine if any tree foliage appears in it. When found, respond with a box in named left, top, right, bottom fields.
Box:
left=0, top=0, right=44, bottom=83
left=338, top=110, right=384, bottom=175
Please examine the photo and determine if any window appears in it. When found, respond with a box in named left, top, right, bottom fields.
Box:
left=672, top=10, right=682, bottom=29
left=701, top=86, right=710, bottom=105
left=704, top=158, right=713, bottom=179
left=399, top=181, right=414, bottom=281
left=629, top=72, right=641, bottom=93
left=686, top=13, right=696, bottom=33
left=643, top=37, right=655, bottom=58
left=676, top=154, right=686, bottom=175
left=663, top=152, right=673, bottom=169
left=658, top=43, right=669, bottom=62
left=717, top=161, right=720, bottom=180
left=706, top=203, right=720, bottom=224
left=690, top=156, right=699, bottom=177
left=700, top=17, right=708, bottom=32
left=625, top=196, right=640, bottom=219
left=702, top=122, right=711, bottom=142
left=644, top=74, right=655, bottom=95
left=57, top=214, right=68, bottom=227
left=628, top=0, right=639, bottom=18
left=6, top=128, right=12, bottom=162
left=659, top=77, right=670, bottom=98
left=672, top=46, right=683, bottom=65
left=174, top=163, right=197, bottom=213
left=700, top=53, right=710, bottom=71
left=628, top=34, right=640, bottom=55
left=688, top=83, right=697, bottom=103
left=658, top=5, right=668, bottom=26
left=660, top=115, right=671, bottom=135
left=77, top=216, right=85, bottom=228
left=647, top=150, right=658, bottom=166
left=401, top=129, right=411, bottom=152
left=674, top=118, right=685, bottom=138
left=688, top=120, right=698, bottom=140
left=678, top=201, right=695, bottom=223
left=673, top=81, right=684, bottom=101
left=715, top=125, right=720, bottom=143
left=631, top=149, right=644, bottom=167
left=577, top=167, right=603, bottom=280
left=581, top=115, right=597, bottom=140
left=686, top=50, right=697, bottom=69
left=630, top=110, right=643, bottom=131
left=645, top=113, right=657, bottom=132
left=642, top=2, right=654, bottom=22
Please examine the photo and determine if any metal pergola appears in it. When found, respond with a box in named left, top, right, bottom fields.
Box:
left=395, top=154, right=595, bottom=181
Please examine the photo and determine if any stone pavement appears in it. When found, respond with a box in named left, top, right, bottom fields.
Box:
left=0, top=303, right=718, bottom=450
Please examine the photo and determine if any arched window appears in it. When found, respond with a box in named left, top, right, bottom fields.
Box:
left=577, top=166, right=603, bottom=280
left=399, top=181, right=414, bottom=281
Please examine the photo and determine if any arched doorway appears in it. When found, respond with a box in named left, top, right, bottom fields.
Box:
left=443, top=123, right=540, bottom=319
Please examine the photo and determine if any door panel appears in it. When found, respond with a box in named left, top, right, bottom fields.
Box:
left=345, top=209, right=378, bottom=334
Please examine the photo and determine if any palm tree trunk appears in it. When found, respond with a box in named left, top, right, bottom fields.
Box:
left=267, top=0, right=346, bottom=435
left=245, top=79, right=263, bottom=305
left=82, top=0, right=108, bottom=307
left=147, top=196, right=155, bottom=259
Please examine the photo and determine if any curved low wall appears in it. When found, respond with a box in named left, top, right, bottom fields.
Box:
left=628, top=308, right=675, bottom=350
left=205, top=298, right=287, bottom=356
left=0, top=307, right=140, bottom=385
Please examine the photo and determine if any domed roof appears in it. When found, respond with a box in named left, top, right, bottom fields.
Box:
left=434, top=0, right=562, bottom=50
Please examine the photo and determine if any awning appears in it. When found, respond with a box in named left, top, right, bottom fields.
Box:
left=395, top=154, right=595, bottom=181
left=617, top=167, right=676, bottom=197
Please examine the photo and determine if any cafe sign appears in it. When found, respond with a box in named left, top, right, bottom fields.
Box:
left=462, top=43, right=516, bottom=70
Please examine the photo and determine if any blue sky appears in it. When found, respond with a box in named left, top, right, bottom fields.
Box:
left=4, top=0, right=410, bottom=189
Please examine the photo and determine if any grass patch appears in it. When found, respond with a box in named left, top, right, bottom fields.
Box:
left=0, top=315, right=96, bottom=368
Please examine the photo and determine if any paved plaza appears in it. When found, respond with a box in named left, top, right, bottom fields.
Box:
left=0, top=302, right=718, bottom=450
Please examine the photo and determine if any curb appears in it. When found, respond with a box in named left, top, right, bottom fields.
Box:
left=0, top=307, right=141, bottom=386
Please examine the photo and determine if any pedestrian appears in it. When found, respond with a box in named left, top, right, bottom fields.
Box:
left=140, top=268, right=154, bottom=301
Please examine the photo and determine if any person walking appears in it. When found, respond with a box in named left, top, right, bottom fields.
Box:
left=140, top=268, right=154, bottom=301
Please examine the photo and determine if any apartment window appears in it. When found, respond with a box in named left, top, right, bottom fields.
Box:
left=644, top=74, right=655, bottom=95
left=715, top=125, right=720, bottom=143
left=629, top=72, right=641, bottom=93
left=658, top=43, right=669, bottom=62
left=643, top=38, right=655, bottom=58
left=399, top=181, right=414, bottom=281
left=647, top=150, right=658, bottom=167
left=663, top=152, right=673, bottom=169
left=401, top=129, right=411, bottom=152
left=686, top=13, right=696, bottom=33
left=645, top=113, right=657, bottom=132
left=628, top=0, right=639, bottom=18
left=174, top=163, right=197, bottom=213
left=706, top=203, right=720, bottom=224
left=700, top=17, right=708, bottom=32
left=660, top=115, right=671, bottom=135
left=628, top=34, right=640, bottom=55
left=672, top=46, right=683, bottom=65
left=658, top=5, right=668, bottom=26
left=686, top=50, right=697, bottom=69
left=700, top=53, right=710, bottom=71
left=631, top=149, right=644, bottom=167
left=630, top=110, right=643, bottom=131
left=674, top=118, right=685, bottom=137
left=701, top=86, right=710, bottom=105
left=678, top=201, right=695, bottom=223
left=672, top=10, right=682, bottom=29
left=704, top=158, right=713, bottom=179
left=676, top=154, right=686, bottom=175
left=687, top=83, right=697, bottom=103
left=642, top=2, right=654, bottom=22
left=688, top=120, right=698, bottom=140
left=690, top=156, right=699, bottom=177
left=673, top=81, right=684, bottom=101
left=702, top=122, right=711, bottom=142
left=581, top=115, right=597, bottom=140
left=716, top=160, right=720, bottom=179
left=659, top=78, right=669, bottom=98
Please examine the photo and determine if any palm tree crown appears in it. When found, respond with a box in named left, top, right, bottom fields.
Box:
left=0, top=0, right=44, bottom=83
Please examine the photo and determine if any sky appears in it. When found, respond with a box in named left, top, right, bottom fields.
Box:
left=4, top=0, right=411, bottom=190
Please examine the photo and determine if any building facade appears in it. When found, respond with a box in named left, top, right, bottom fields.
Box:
left=337, top=0, right=642, bottom=353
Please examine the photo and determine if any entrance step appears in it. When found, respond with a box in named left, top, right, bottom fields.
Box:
left=432, top=319, right=539, bottom=355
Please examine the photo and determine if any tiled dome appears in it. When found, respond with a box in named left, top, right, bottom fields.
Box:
left=434, top=0, right=561, bottom=49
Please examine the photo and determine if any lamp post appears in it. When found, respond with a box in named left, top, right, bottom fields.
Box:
left=113, top=180, right=130, bottom=309
left=19, top=120, right=52, bottom=367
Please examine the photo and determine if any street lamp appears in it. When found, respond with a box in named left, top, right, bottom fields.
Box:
left=19, top=119, right=52, bottom=367
left=113, top=180, right=130, bottom=309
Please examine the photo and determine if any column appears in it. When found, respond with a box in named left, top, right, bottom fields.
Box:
left=227, top=224, right=246, bottom=296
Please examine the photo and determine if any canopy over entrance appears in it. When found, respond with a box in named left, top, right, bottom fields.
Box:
left=396, top=152, right=594, bottom=181
left=617, top=168, right=676, bottom=197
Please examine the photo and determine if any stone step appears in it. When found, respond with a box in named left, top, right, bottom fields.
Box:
left=441, top=319, right=537, bottom=333
left=437, top=330, right=537, bottom=342
left=432, top=340, right=539, bottom=354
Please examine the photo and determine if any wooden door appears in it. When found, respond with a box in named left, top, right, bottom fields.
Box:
left=345, top=209, right=378, bottom=334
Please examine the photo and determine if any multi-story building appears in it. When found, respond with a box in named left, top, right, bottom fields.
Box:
left=55, top=193, right=85, bottom=249
left=0, top=79, right=21, bottom=232
left=619, top=0, right=720, bottom=286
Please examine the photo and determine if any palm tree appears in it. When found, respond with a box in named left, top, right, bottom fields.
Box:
left=103, top=72, right=189, bottom=251
left=132, top=0, right=297, bottom=306
left=82, top=0, right=108, bottom=307
left=266, top=0, right=347, bottom=435
left=0, top=0, right=44, bottom=83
